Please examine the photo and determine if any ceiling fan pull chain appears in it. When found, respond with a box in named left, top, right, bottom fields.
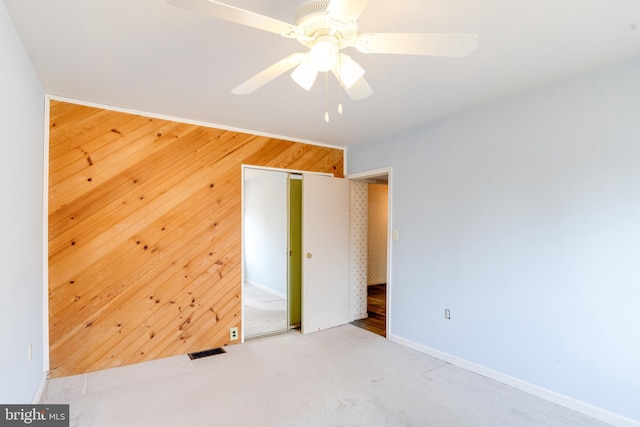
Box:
left=324, top=72, right=330, bottom=123
left=338, top=53, right=343, bottom=115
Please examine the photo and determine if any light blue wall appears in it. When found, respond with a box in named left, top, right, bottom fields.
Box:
left=348, top=55, right=640, bottom=421
left=0, top=2, right=45, bottom=403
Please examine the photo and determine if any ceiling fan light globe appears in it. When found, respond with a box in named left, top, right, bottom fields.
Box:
left=337, top=54, right=365, bottom=88
left=291, top=60, right=318, bottom=91
left=309, top=37, right=338, bottom=72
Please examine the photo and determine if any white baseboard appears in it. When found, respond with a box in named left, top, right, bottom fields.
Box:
left=31, top=372, right=47, bottom=404
left=389, top=334, right=640, bottom=427
left=245, top=280, right=286, bottom=299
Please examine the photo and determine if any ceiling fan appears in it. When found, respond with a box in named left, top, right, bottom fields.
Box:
left=167, top=0, right=478, bottom=111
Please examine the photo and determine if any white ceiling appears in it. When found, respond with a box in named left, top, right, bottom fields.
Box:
left=5, top=0, right=640, bottom=147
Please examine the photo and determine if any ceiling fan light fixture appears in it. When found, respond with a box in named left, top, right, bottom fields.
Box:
left=308, top=36, right=338, bottom=72
left=291, top=59, right=318, bottom=90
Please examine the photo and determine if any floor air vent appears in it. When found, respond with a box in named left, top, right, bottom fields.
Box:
left=188, top=347, right=227, bottom=360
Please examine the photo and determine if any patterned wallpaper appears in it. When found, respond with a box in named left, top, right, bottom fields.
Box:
left=350, top=181, right=368, bottom=319
left=368, top=184, right=388, bottom=285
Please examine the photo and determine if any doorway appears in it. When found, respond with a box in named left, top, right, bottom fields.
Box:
left=348, top=169, right=391, bottom=338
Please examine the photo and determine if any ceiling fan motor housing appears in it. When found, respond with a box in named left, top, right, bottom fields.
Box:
left=294, top=0, right=359, bottom=49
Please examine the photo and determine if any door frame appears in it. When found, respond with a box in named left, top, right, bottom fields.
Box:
left=346, top=167, right=393, bottom=339
left=240, top=164, right=334, bottom=342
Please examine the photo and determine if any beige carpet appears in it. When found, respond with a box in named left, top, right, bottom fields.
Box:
left=40, top=325, right=611, bottom=427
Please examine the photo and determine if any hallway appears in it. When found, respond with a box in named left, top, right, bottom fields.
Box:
left=351, top=284, right=386, bottom=337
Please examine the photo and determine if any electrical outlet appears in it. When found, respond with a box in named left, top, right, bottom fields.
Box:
left=229, top=327, right=239, bottom=341
left=444, top=309, right=451, bottom=320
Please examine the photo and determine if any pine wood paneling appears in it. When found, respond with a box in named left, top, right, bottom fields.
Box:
left=48, top=100, right=344, bottom=378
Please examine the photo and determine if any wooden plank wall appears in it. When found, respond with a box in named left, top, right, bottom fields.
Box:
left=48, top=100, right=344, bottom=378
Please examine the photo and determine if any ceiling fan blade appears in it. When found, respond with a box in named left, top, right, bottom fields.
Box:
left=356, top=33, right=478, bottom=57
left=345, top=76, right=373, bottom=100
left=232, top=53, right=306, bottom=95
left=332, top=67, right=372, bottom=100
left=327, top=0, right=369, bottom=23
left=167, top=0, right=296, bottom=36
